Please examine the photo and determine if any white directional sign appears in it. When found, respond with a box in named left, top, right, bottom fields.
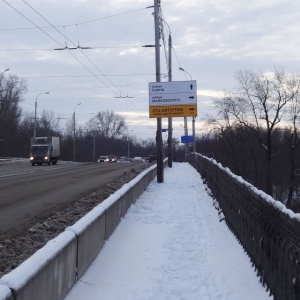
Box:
left=149, top=80, right=197, bottom=118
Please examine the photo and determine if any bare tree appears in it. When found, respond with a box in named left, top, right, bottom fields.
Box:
left=86, top=110, right=127, bottom=139
left=283, top=86, right=300, bottom=207
left=212, top=69, right=300, bottom=196
left=38, top=109, right=61, bottom=133
left=0, top=74, right=27, bottom=156
left=0, top=74, right=27, bottom=121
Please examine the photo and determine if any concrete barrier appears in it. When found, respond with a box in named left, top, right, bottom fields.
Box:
left=100, top=192, right=123, bottom=240
left=0, top=231, right=77, bottom=300
left=0, top=162, right=162, bottom=300
left=0, top=285, right=13, bottom=300
left=66, top=205, right=106, bottom=279
left=119, top=184, right=133, bottom=217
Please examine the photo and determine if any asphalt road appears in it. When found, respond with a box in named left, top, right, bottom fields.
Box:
left=0, top=160, right=143, bottom=237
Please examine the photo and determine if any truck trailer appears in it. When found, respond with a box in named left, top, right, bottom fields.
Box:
left=30, top=136, right=60, bottom=166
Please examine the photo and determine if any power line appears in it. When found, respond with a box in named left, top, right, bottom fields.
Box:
left=20, top=0, right=123, bottom=97
left=2, top=0, right=64, bottom=47
left=2, top=0, right=152, bottom=117
left=19, top=74, right=153, bottom=79
left=0, top=7, right=149, bottom=31
left=0, top=45, right=150, bottom=52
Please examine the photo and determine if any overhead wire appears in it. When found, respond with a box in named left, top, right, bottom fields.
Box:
left=21, top=0, right=123, bottom=98
left=2, top=0, right=64, bottom=47
left=2, top=1, right=156, bottom=119
left=0, top=7, right=149, bottom=31
left=0, top=45, right=150, bottom=51
left=159, top=8, right=173, bottom=80
left=2, top=0, right=151, bottom=103
left=21, top=0, right=152, bottom=115
left=159, top=7, right=186, bottom=78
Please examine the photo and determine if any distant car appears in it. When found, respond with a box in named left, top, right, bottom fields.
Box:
left=108, top=155, right=117, bottom=163
left=117, top=158, right=130, bottom=163
left=149, top=154, right=157, bottom=163
left=98, top=155, right=109, bottom=163
left=132, top=156, right=145, bottom=163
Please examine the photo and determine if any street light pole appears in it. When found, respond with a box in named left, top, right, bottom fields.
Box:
left=153, top=0, right=164, bottom=183
left=33, top=92, right=50, bottom=138
left=73, top=103, right=81, bottom=162
left=179, top=67, right=197, bottom=154
left=167, top=33, right=173, bottom=168
left=127, top=129, right=133, bottom=159
left=0, top=68, right=9, bottom=76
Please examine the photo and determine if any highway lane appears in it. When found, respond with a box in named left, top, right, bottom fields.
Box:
left=0, top=161, right=143, bottom=237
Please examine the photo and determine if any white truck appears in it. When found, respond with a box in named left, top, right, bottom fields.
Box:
left=30, top=136, right=60, bottom=166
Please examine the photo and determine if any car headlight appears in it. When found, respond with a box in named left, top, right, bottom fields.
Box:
left=45, top=156, right=49, bottom=160
left=30, top=156, right=34, bottom=160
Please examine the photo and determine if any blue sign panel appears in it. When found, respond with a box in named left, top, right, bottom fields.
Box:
left=181, top=135, right=193, bottom=143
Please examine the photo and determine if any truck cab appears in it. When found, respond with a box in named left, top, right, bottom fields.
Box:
left=30, top=136, right=60, bottom=166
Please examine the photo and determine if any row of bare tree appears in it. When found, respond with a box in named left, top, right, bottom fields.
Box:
left=200, top=68, right=300, bottom=210
left=4, top=69, right=299, bottom=207
left=0, top=74, right=186, bottom=163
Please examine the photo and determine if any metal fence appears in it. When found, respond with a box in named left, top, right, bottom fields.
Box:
left=188, top=153, right=300, bottom=300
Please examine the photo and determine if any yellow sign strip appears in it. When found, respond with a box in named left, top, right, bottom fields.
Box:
left=149, top=105, right=197, bottom=118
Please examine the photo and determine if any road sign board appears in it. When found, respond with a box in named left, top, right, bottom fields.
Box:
left=149, top=80, right=197, bottom=106
left=181, top=135, right=193, bottom=143
left=148, top=80, right=197, bottom=118
left=149, top=104, right=197, bottom=118
left=149, top=80, right=197, bottom=95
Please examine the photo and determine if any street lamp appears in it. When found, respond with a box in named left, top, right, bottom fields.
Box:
left=0, top=68, right=9, bottom=75
left=127, top=129, right=133, bottom=159
left=179, top=67, right=196, bottom=154
left=73, top=103, right=81, bottom=162
left=179, top=67, right=192, bottom=80
left=33, top=92, right=50, bottom=138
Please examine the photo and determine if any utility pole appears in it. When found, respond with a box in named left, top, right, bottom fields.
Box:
left=167, top=33, right=173, bottom=168
left=154, top=0, right=164, bottom=182
left=34, top=92, right=49, bottom=138
left=192, top=117, right=196, bottom=153
left=73, top=103, right=81, bottom=162
left=184, top=116, right=188, bottom=160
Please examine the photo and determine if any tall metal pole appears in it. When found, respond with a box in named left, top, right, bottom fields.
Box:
left=73, top=103, right=81, bottom=162
left=154, top=0, right=163, bottom=182
left=34, top=92, right=49, bottom=138
left=0, top=68, right=9, bottom=75
left=192, top=117, right=196, bottom=152
left=127, top=136, right=130, bottom=159
left=179, top=67, right=193, bottom=159
left=93, top=133, right=95, bottom=162
left=184, top=116, right=188, bottom=160
left=167, top=33, right=173, bottom=168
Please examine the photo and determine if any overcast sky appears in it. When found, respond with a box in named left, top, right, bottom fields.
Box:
left=1, top=0, right=300, bottom=140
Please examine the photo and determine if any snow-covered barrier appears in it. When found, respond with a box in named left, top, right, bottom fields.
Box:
left=188, top=153, right=300, bottom=300
left=66, top=206, right=106, bottom=279
left=0, top=163, right=160, bottom=300
left=0, top=231, right=77, bottom=300
left=0, top=285, right=13, bottom=300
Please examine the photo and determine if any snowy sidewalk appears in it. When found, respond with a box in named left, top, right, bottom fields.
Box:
left=65, top=163, right=272, bottom=300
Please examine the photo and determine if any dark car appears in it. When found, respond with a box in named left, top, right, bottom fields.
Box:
left=149, top=154, right=157, bottom=163
left=108, top=155, right=117, bottom=163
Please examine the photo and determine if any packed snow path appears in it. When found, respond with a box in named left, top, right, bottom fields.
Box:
left=65, top=163, right=273, bottom=300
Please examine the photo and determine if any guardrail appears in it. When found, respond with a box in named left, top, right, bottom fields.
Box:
left=188, top=153, right=300, bottom=300
left=0, top=162, right=163, bottom=300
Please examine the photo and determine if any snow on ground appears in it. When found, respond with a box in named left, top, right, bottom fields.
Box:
left=65, top=162, right=273, bottom=300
